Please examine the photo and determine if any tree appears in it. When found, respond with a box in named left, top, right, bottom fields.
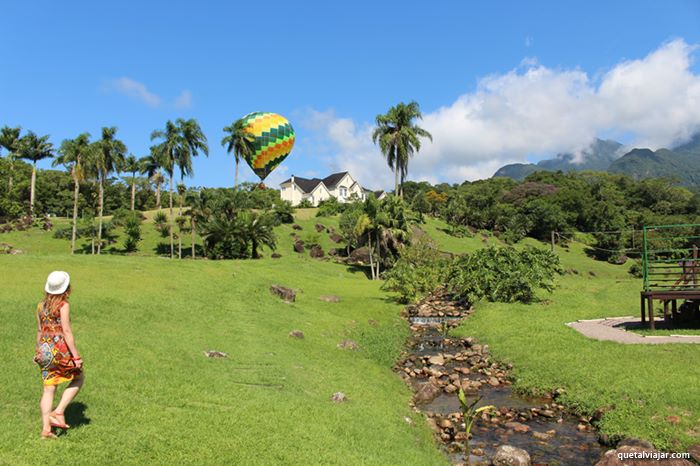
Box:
left=372, top=101, right=432, bottom=198
left=94, top=127, right=126, bottom=254
left=122, top=154, right=141, bottom=211
left=55, top=133, right=93, bottom=254
left=140, top=150, right=166, bottom=210
left=17, top=131, right=55, bottom=215
left=151, top=121, right=181, bottom=259
left=0, top=126, right=21, bottom=193
left=221, top=119, right=255, bottom=189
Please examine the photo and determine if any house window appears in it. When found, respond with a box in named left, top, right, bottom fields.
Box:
left=339, top=187, right=348, bottom=198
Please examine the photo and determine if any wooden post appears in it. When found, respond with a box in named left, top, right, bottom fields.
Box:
left=663, top=300, right=669, bottom=323
left=551, top=231, right=555, bottom=252
left=672, top=299, right=677, bottom=320
left=641, top=294, right=646, bottom=324
left=648, top=296, right=655, bottom=330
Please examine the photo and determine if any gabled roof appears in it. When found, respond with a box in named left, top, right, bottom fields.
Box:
left=280, top=171, right=350, bottom=194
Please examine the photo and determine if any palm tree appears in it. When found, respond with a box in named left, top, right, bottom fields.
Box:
left=177, top=182, right=187, bottom=217
left=17, top=131, right=55, bottom=215
left=140, top=151, right=165, bottom=209
left=221, top=119, right=255, bottom=189
left=123, top=154, right=141, bottom=211
left=242, top=211, right=277, bottom=259
left=372, top=101, right=432, bottom=198
left=54, top=133, right=93, bottom=254
left=150, top=121, right=181, bottom=259
left=0, top=126, right=21, bottom=193
left=185, top=190, right=207, bottom=259
left=95, top=127, right=127, bottom=254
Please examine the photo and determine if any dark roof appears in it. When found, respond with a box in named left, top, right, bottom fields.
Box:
left=374, top=190, right=385, bottom=198
left=281, top=171, right=350, bottom=194
left=321, top=172, right=349, bottom=188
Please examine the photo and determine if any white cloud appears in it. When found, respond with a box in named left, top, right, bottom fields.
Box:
left=301, top=39, right=700, bottom=186
left=174, top=89, right=193, bottom=109
left=105, top=77, right=161, bottom=107
left=525, top=36, right=534, bottom=48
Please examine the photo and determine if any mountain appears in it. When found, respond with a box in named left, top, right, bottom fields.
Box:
left=493, top=134, right=700, bottom=186
left=608, top=134, right=700, bottom=186
left=493, top=139, right=622, bottom=181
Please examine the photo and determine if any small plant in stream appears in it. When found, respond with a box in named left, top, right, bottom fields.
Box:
left=458, top=390, right=494, bottom=462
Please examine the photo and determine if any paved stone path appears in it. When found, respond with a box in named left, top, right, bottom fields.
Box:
left=566, top=316, right=700, bottom=344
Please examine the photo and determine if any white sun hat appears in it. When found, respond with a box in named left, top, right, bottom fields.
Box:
left=45, top=271, right=70, bottom=295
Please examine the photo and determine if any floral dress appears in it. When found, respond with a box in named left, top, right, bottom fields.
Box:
left=35, top=302, right=81, bottom=385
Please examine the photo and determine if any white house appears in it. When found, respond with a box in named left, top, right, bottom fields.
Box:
left=279, top=171, right=386, bottom=206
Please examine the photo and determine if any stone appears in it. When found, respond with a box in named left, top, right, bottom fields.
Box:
left=315, top=223, right=325, bottom=232
left=594, top=445, right=694, bottom=466
left=428, top=354, right=445, bottom=366
left=504, top=422, right=530, bottom=433
left=444, top=384, right=458, bottom=394
left=488, top=377, right=500, bottom=387
left=319, top=295, right=340, bottom=303
left=203, top=350, right=228, bottom=358
left=293, top=240, right=305, bottom=253
left=492, top=445, right=531, bottom=466
left=292, top=224, right=302, bottom=230
left=348, top=246, right=370, bottom=264
left=288, top=330, right=304, bottom=339
left=270, top=284, right=296, bottom=302
left=310, top=245, right=325, bottom=258
left=439, top=418, right=453, bottom=429
left=532, top=431, right=552, bottom=441
left=687, top=445, right=700, bottom=463
left=539, top=409, right=556, bottom=418
left=618, top=438, right=654, bottom=449
left=330, top=392, right=347, bottom=403
left=337, top=339, right=359, bottom=350
left=329, top=232, right=343, bottom=243
left=414, top=381, right=442, bottom=404
left=271, top=253, right=282, bottom=259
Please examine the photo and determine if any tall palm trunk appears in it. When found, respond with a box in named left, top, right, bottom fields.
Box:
left=178, top=232, right=182, bottom=259
left=130, top=175, right=136, bottom=210
left=394, top=168, right=399, bottom=198
left=30, top=162, right=37, bottom=216
left=70, top=171, right=79, bottom=254
left=169, top=175, right=174, bottom=259
left=234, top=159, right=239, bottom=189
left=97, top=178, right=104, bottom=254
left=375, top=229, right=381, bottom=279
left=191, top=218, right=196, bottom=259
left=367, top=233, right=375, bottom=280
left=8, top=160, right=13, bottom=193
left=155, top=180, right=161, bottom=209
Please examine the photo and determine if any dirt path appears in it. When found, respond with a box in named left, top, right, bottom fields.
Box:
left=567, top=317, right=700, bottom=344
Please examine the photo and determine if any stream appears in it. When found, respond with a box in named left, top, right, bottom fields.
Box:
left=396, top=291, right=607, bottom=465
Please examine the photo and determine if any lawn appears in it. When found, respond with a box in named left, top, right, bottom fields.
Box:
left=430, top=227, right=700, bottom=451
left=0, top=211, right=445, bottom=465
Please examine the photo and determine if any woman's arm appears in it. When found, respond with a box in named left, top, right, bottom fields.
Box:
left=59, top=303, right=83, bottom=367
left=36, top=311, right=41, bottom=345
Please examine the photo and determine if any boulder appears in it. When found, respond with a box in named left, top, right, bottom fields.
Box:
left=293, top=240, right=305, bottom=253
left=595, top=445, right=694, bottom=465
left=319, top=295, right=340, bottom=303
left=687, top=445, right=700, bottom=464
left=348, top=247, right=370, bottom=264
left=329, top=233, right=343, bottom=243
left=330, top=392, right=347, bottom=403
left=270, top=284, right=296, bottom=302
left=271, top=253, right=282, bottom=259
left=492, top=445, right=531, bottom=466
left=288, top=330, right=304, bottom=339
left=315, top=223, right=325, bottom=232
left=310, top=245, right=324, bottom=258
left=292, top=224, right=302, bottom=230
left=413, top=381, right=442, bottom=404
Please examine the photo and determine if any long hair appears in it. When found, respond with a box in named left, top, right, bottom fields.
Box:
left=42, top=285, right=71, bottom=313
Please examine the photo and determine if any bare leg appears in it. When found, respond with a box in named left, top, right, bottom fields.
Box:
left=53, top=373, right=84, bottom=425
left=40, top=385, right=56, bottom=434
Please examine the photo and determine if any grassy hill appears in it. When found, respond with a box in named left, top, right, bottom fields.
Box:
left=2, top=211, right=699, bottom=461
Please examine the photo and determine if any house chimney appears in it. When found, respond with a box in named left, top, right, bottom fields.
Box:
left=291, top=175, right=295, bottom=190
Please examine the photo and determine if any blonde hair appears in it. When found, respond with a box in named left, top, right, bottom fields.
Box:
left=42, top=285, right=71, bottom=313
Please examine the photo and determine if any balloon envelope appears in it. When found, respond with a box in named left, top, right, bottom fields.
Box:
left=240, top=112, right=295, bottom=181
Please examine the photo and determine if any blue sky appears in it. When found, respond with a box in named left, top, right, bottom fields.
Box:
left=2, top=0, right=700, bottom=189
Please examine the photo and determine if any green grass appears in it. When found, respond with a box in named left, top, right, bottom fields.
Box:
left=0, top=211, right=444, bottom=465
left=451, top=241, right=700, bottom=450
left=418, top=217, right=502, bottom=254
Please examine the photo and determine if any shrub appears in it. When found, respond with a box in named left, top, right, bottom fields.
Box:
left=447, top=246, right=562, bottom=304
left=273, top=201, right=294, bottom=224
left=303, top=232, right=322, bottom=249
left=316, top=198, right=345, bottom=217
left=297, top=199, right=313, bottom=208
left=111, top=208, right=145, bottom=227
left=628, top=260, right=643, bottom=278
left=123, top=216, right=142, bottom=252
left=381, top=236, right=448, bottom=303
left=153, top=211, right=169, bottom=238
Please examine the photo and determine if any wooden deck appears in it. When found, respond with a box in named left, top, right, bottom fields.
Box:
left=640, top=290, right=700, bottom=330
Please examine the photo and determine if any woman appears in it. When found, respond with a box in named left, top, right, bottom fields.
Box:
left=34, top=271, right=84, bottom=439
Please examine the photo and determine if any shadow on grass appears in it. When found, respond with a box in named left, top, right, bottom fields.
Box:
left=65, top=401, right=90, bottom=430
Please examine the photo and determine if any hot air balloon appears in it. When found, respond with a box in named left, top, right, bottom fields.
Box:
left=240, top=112, right=295, bottom=182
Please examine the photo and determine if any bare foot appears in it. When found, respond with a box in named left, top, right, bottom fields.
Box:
left=49, top=411, right=70, bottom=429
left=40, top=430, right=57, bottom=439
